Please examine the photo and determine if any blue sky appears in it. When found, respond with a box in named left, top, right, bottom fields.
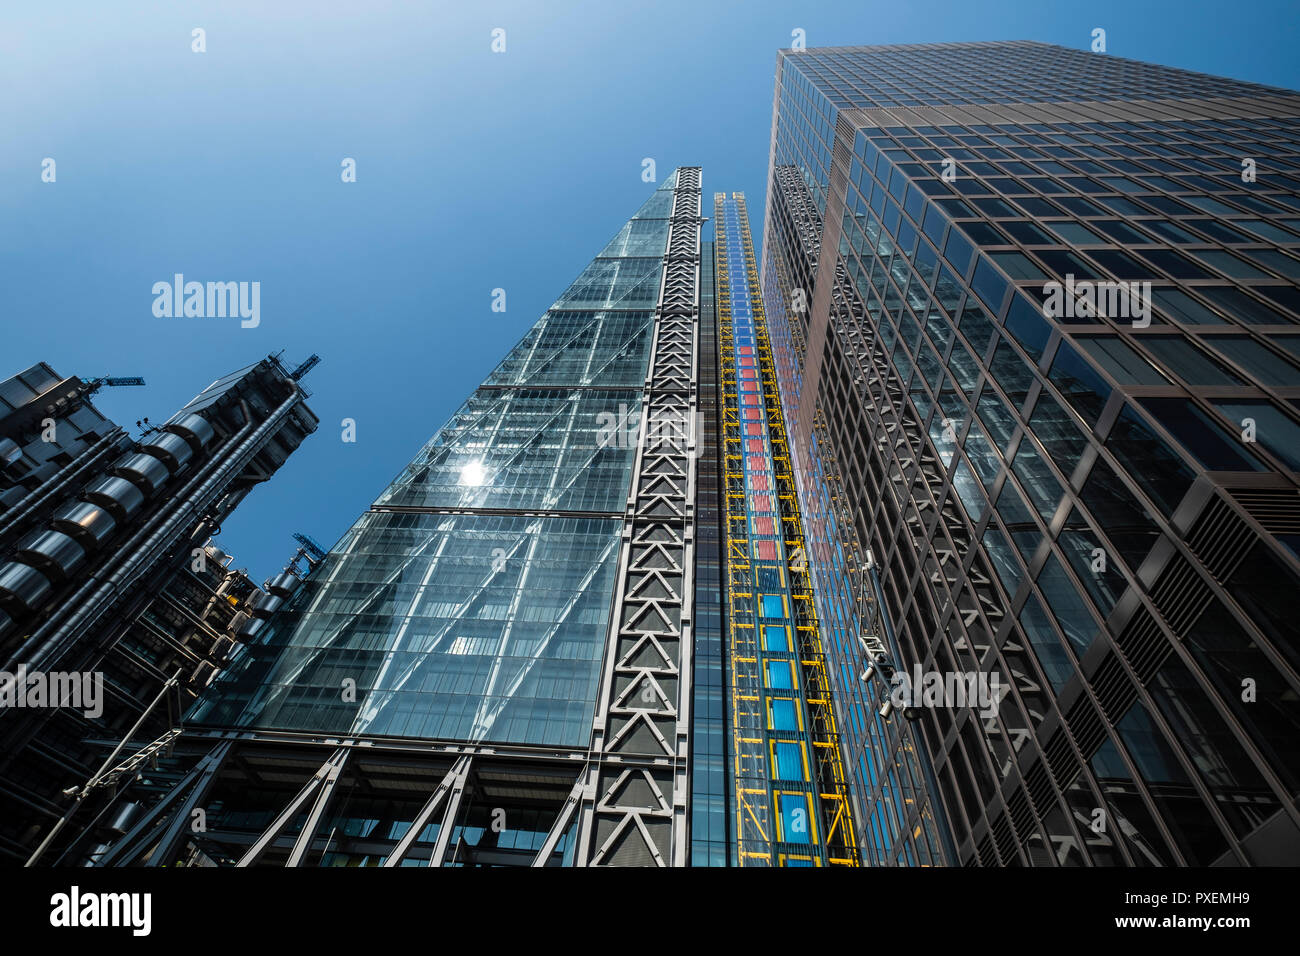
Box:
left=3, top=0, right=1298, bottom=582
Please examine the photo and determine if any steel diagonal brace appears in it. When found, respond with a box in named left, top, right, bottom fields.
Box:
left=285, top=748, right=351, bottom=866
left=382, top=754, right=471, bottom=867
left=236, top=747, right=347, bottom=867
left=530, top=776, right=584, bottom=867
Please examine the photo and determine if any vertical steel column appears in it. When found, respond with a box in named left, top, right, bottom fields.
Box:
left=576, top=167, right=703, bottom=867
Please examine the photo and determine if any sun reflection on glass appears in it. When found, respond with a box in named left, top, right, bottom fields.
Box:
left=459, top=460, right=487, bottom=486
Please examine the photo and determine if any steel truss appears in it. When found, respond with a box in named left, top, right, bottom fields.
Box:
left=574, top=168, right=703, bottom=867
left=88, top=730, right=587, bottom=867
left=716, top=193, right=860, bottom=866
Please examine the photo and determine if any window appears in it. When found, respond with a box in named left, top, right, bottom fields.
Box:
left=1046, top=221, right=1105, bottom=244
left=1210, top=400, right=1300, bottom=470
left=766, top=660, right=794, bottom=689
left=1019, top=593, right=1076, bottom=691
left=1058, top=507, right=1128, bottom=615
left=1204, top=336, right=1300, bottom=386
left=997, top=480, right=1042, bottom=560
left=1004, top=294, right=1051, bottom=362
left=971, top=257, right=1009, bottom=312
left=1184, top=599, right=1300, bottom=793
left=1138, top=398, right=1265, bottom=472
left=1142, top=336, right=1243, bottom=385
left=1048, top=340, right=1111, bottom=427
left=1105, top=404, right=1195, bottom=516
left=989, top=339, right=1036, bottom=407
left=1037, top=552, right=1099, bottom=655
left=1090, top=219, right=1153, bottom=245
left=1028, top=392, right=1089, bottom=464
left=1152, top=288, right=1227, bottom=325
left=958, top=302, right=995, bottom=354
left=769, top=698, right=798, bottom=732
left=763, top=625, right=791, bottom=652
left=761, top=594, right=785, bottom=619
left=982, top=526, right=1023, bottom=597
left=1197, top=287, right=1291, bottom=326
left=1078, top=336, right=1171, bottom=385
left=774, top=741, right=806, bottom=781
left=1012, top=438, right=1065, bottom=520
left=977, top=393, right=1019, bottom=445
left=1116, top=700, right=1229, bottom=866
left=1079, top=457, right=1162, bottom=571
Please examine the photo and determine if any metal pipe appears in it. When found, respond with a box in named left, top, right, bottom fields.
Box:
left=0, top=428, right=127, bottom=546
left=24, top=670, right=182, bottom=867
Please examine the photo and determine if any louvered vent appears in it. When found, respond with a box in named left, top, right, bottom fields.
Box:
left=1024, top=759, right=1055, bottom=816
left=991, top=811, right=1018, bottom=865
left=976, top=832, right=998, bottom=867
left=1186, top=494, right=1257, bottom=582
left=1230, top=487, right=1300, bottom=535
left=1113, top=605, right=1173, bottom=685
left=1091, top=654, right=1139, bottom=725
left=1040, top=732, right=1080, bottom=794
left=1064, top=694, right=1107, bottom=761
left=1149, top=551, right=1214, bottom=637
left=1007, top=785, right=1037, bottom=846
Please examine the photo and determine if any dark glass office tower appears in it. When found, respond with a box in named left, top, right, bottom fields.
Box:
left=761, top=41, right=1300, bottom=866
left=85, top=170, right=705, bottom=868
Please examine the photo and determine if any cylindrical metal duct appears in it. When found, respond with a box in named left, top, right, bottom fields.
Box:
left=112, top=452, right=171, bottom=494
left=15, top=530, right=87, bottom=579
left=166, top=413, right=215, bottom=452
left=140, top=432, right=193, bottom=473
left=250, top=592, right=284, bottom=619
left=50, top=501, right=117, bottom=549
left=236, top=616, right=266, bottom=641
left=83, top=476, right=145, bottom=521
left=107, top=801, right=142, bottom=835
left=267, top=571, right=302, bottom=599
left=0, top=562, right=55, bottom=611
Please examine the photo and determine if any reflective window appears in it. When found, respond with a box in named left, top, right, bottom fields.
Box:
left=1036, top=552, right=1098, bottom=655
left=1210, top=400, right=1300, bottom=470
left=1077, top=336, right=1171, bottom=385
left=1105, top=404, right=1194, bottom=516
left=1142, top=336, right=1243, bottom=385
left=1138, top=397, right=1265, bottom=472
left=1048, top=340, right=1111, bottom=427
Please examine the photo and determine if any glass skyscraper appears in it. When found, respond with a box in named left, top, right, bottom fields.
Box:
left=762, top=41, right=1300, bottom=866
left=84, top=170, right=706, bottom=867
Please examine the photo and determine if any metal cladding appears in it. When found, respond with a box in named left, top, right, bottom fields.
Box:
left=249, top=591, right=283, bottom=619
left=166, top=412, right=215, bottom=451
left=265, top=571, right=302, bottom=599
left=576, top=167, right=703, bottom=868
left=0, top=437, right=21, bottom=468
left=112, top=452, right=171, bottom=494
left=235, top=615, right=266, bottom=641
left=0, top=561, right=54, bottom=611
left=0, top=608, right=11, bottom=640
left=84, top=476, right=145, bottom=521
left=141, top=432, right=193, bottom=472
left=50, top=501, right=118, bottom=549
left=15, top=530, right=87, bottom=580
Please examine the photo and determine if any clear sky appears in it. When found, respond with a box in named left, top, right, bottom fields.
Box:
left=3, top=0, right=1298, bottom=583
